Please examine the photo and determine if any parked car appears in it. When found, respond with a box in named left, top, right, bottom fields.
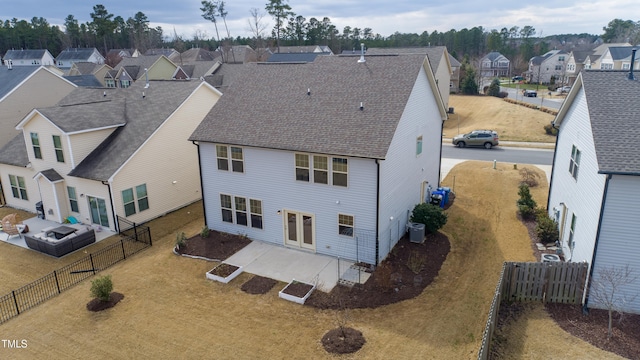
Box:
left=557, top=86, right=571, bottom=93
left=512, top=76, right=524, bottom=81
left=523, top=89, right=537, bottom=97
left=452, top=130, right=499, bottom=149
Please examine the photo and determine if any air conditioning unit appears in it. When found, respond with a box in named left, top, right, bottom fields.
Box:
left=541, top=254, right=561, bottom=263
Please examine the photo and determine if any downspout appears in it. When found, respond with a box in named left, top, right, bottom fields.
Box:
left=193, top=140, right=208, bottom=228
left=375, top=159, right=381, bottom=266
left=102, top=180, right=118, bottom=233
left=546, top=120, right=561, bottom=211
left=437, top=119, right=444, bottom=186
left=582, top=173, right=612, bottom=314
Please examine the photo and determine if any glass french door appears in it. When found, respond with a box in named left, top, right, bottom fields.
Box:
left=88, top=196, right=109, bottom=228
left=284, top=210, right=315, bottom=251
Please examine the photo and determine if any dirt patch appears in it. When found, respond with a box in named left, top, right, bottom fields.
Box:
left=86, top=292, right=124, bottom=312
left=546, top=304, right=640, bottom=359
left=175, top=230, right=251, bottom=261
left=241, top=275, right=277, bottom=295
left=282, top=281, right=314, bottom=298
left=306, top=232, right=450, bottom=309
left=208, top=263, right=239, bottom=277
left=321, top=327, right=366, bottom=354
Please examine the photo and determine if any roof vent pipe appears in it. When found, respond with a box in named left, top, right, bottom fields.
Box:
left=360, top=102, right=364, bottom=111
left=629, top=48, right=637, bottom=80
left=358, top=43, right=366, bottom=63
left=144, top=68, right=149, bottom=88
left=103, top=91, right=106, bottom=97
left=307, top=88, right=311, bottom=96
left=8, top=60, right=12, bottom=70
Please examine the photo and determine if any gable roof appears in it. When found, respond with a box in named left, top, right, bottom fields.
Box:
left=203, top=63, right=245, bottom=91
left=71, top=62, right=104, bottom=75
left=56, top=48, right=101, bottom=61
left=364, top=47, right=449, bottom=75
left=266, top=52, right=325, bottom=63
left=63, top=75, right=103, bottom=87
left=607, top=46, right=635, bottom=61
left=0, top=134, right=29, bottom=167
left=555, top=70, right=640, bottom=175
left=145, top=48, right=178, bottom=57
left=448, top=54, right=461, bottom=67
left=66, top=80, right=206, bottom=181
left=169, top=48, right=216, bottom=63
left=482, top=51, right=508, bottom=62
left=0, top=66, right=41, bottom=100
left=190, top=54, right=439, bottom=159
left=4, top=49, right=50, bottom=60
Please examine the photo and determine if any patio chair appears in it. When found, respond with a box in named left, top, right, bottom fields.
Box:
left=1, top=213, right=23, bottom=240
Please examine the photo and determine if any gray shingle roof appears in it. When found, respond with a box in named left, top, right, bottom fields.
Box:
left=266, top=53, right=324, bottom=63
left=0, top=134, right=29, bottom=167
left=581, top=70, right=640, bottom=174
left=72, top=62, right=102, bottom=75
left=0, top=66, right=40, bottom=100
left=56, top=48, right=100, bottom=61
left=40, top=169, right=63, bottom=182
left=114, top=55, right=165, bottom=74
left=67, top=80, right=202, bottom=181
left=608, top=46, right=635, bottom=61
left=4, top=49, right=48, bottom=60
left=169, top=48, right=216, bottom=63
left=190, top=54, right=428, bottom=159
left=63, top=75, right=103, bottom=87
left=364, top=47, right=447, bottom=74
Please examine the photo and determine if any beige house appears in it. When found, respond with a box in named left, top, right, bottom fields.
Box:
left=109, top=55, right=179, bottom=87
left=0, top=66, right=77, bottom=149
left=66, top=62, right=114, bottom=87
left=0, top=80, right=221, bottom=231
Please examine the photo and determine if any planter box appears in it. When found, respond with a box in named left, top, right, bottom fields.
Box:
left=206, top=263, right=243, bottom=284
left=278, top=279, right=315, bottom=304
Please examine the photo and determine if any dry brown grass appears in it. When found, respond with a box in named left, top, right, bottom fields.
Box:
left=0, top=166, right=619, bottom=359
left=445, top=95, right=557, bottom=143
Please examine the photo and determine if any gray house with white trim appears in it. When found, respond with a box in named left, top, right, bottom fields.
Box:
left=190, top=54, right=448, bottom=265
left=547, top=69, right=640, bottom=314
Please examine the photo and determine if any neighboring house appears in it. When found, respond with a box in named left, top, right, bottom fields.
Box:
left=565, top=50, right=591, bottom=86
left=266, top=52, right=328, bottom=63
left=212, top=45, right=258, bottom=64
left=598, top=46, right=640, bottom=70
left=0, top=80, right=222, bottom=231
left=0, top=65, right=77, bottom=149
left=189, top=54, right=448, bottom=265
left=63, top=75, right=103, bottom=87
left=169, top=47, right=216, bottom=64
left=364, top=47, right=453, bottom=109
left=145, top=48, right=179, bottom=58
left=566, top=43, right=633, bottom=85
left=3, top=49, right=55, bottom=66
left=527, top=50, right=568, bottom=85
left=480, top=52, right=510, bottom=77
left=547, top=69, right=640, bottom=314
left=584, top=43, right=631, bottom=70
left=105, top=48, right=139, bottom=67
left=274, top=45, right=333, bottom=54
left=175, top=61, right=220, bottom=80
left=111, top=55, right=178, bottom=87
left=202, top=63, right=246, bottom=93
left=448, top=54, right=461, bottom=93
left=56, top=48, right=105, bottom=69
left=66, top=62, right=113, bottom=87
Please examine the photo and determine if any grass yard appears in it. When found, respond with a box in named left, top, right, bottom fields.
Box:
left=0, top=163, right=619, bottom=359
left=445, top=94, right=557, bottom=143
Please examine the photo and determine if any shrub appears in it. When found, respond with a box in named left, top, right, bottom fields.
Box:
left=90, top=275, right=113, bottom=302
left=487, top=78, right=501, bottom=97
left=519, top=167, right=541, bottom=187
left=544, top=123, right=558, bottom=136
left=406, top=251, right=426, bottom=274
left=410, top=203, right=448, bottom=234
left=517, top=184, right=537, bottom=219
left=175, top=232, right=187, bottom=249
left=200, top=226, right=210, bottom=238
left=536, top=210, right=559, bottom=244
left=498, top=91, right=509, bottom=98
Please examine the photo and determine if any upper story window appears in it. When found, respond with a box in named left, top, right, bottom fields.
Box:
left=30, top=132, right=42, bottom=159
left=569, top=145, right=581, bottom=180
left=585, top=64, right=591, bottom=69
left=52, top=135, right=64, bottom=163
left=120, top=80, right=131, bottom=88
left=567, top=64, right=576, bottom=71
left=600, top=63, right=613, bottom=70
left=416, top=135, right=423, bottom=156
left=555, top=65, right=562, bottom=70
left=623, top=63, right=631, bottom=70
left=121, top=184, right=149, bottom=217
left=295, top=154, right=348, bottom=187
left=9, top=175, right=28, bottom=200
left=558, top=56, right=565, bottom=62
left=216, top=145, right=244, bottom=173
left=105, top=79, right=116, bottom=88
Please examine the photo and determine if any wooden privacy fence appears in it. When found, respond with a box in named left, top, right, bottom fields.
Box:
left=478, top=261, right=589, bottom=360
left=502, top=261, right=588, bottom=303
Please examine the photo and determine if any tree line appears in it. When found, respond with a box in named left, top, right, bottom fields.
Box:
left=1, top=1, right=637, bottom=72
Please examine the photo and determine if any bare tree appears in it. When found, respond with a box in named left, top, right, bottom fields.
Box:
left=248, top=8, right=269, bottom=61
left=589, top=264, right=638, bottom=339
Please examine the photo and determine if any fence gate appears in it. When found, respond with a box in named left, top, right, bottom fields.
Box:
left=501, top=261, right=589, bottom=304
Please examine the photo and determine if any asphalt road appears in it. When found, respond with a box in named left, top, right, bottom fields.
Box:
left=501, top=87, right=563, bottom=110
left=442, top=143, right=554, bottom=165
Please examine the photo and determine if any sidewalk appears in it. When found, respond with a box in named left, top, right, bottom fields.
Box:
left=443, top=138, right=555, bottom=149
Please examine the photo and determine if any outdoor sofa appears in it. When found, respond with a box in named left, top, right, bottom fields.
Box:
left=24, top=226, right=96, bottom=257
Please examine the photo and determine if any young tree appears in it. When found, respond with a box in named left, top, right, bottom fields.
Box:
left=460, top=64, right=479, bottom=95
left=90, top=4, right=116, bottom=55
left=265, top=0, right=294, bottom=52
left=487, top=78, right=501, bottom=97
left=201, top=1, right=222, bottom=46
left=589, top=265, right=638, bottom=339
left=247, top=8, right=269, bottom=60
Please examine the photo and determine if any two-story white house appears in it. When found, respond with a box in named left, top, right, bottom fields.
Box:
left=3, top=49, right=56, bottom=66
left=527, top=50, right=569, bottom=85
left=0, top=80, right=221, bottom=232
left=56, top=48, right=105, bottom=69
left=189, top=54, right=448, bottom=265
left=547, top=68, right=640, bottom=314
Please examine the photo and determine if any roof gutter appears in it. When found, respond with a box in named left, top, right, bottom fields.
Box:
left=583, top=173, right=612, bottom=314
left=546, top=121, right=561, bottom=211
left=192, top=140, right=208, bottom=228
left=597, top=170, right=640, bottom=176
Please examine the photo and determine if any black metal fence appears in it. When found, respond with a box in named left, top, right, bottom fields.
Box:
left=0, top=223, right=151, bottom=324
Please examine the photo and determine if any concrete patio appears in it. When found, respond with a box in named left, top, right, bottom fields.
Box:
left=0, top=216, right=116, bottom=251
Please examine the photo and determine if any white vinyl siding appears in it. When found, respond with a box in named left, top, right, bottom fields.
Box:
left=30, top=132, right=42, bottom=159
left=9, top=175, right=28, bottom=200
left=67, top=186, right=79, bottom=213
left=547, top=86, right=606, bottom=264
left=589, top=175, right=640, bottom=314
left=52, top=135, right=64, bottom=163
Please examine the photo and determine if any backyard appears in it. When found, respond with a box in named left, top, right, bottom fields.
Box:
left=0, top=161, right=622, bottom=359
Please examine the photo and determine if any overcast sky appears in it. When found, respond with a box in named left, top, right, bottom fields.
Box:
left=2, top=0, right=639, bottom=41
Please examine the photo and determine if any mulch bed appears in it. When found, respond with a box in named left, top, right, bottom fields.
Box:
left=175, top=230, right=251, bottom=260
left=281, top=281, right=314, bottom=298
left=305, top=232, right=450, bottom=309
left=321, top=327, right=366, bottom=354
left=208, top=263, right=239, bottom=278
left=546, top=303, right=640, bottom=359
left=241, top=275, right=277, bottom=295
left=86, top=292, right=125, bottom=312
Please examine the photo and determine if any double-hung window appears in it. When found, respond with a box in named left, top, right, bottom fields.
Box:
left=31, top=132, right=42, bottom=159
left=250, top=199, right=263, bottom=229
left=216, top=145, right=244, bottom=173
left=332, top=157, right=348, bottom=187
left=313, top=155, right=328, bottom=184
left=9, top=175, right=28, bottom=200
left=569, top=145, right=581, bottom=180
left=295, top=154, right=310, bottom=181
left=121, top=184, right=149, bottom=216
left=220, top=194, right=233, bottom=223
left=416, top=135, right=423, bottom=155
left=53, top=135, right=64, bottom=163
left=220, top=194, right=262, bottom=228
left=67, top=186, right=79, bottom=212
left=235, top=197, right=248, bottom=226
left=295, top=154, right=347, bottom=186
left=338, top=214, right=354, bottom=237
